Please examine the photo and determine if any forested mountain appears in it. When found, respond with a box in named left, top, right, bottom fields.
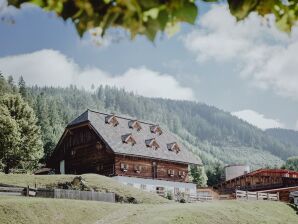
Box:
left=22, top=84, right=297, bottom=169
left=266, top=128, right=298, bottom=148
left=2, top=75, right=297, bottom=170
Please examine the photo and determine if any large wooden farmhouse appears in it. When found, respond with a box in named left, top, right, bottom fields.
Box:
left=48, top=109, right=201, bottom=195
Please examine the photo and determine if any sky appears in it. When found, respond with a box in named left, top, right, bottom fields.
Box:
left=0, top=1, right=298, bottom=131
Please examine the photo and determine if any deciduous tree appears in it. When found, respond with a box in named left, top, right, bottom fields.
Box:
left=284, top=156, right=298, bottom=171
left=0, top=94, right=43, bottom=173
left=190, top=165, right=207, bottom=187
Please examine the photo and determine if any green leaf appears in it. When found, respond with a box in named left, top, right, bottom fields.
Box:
left=228, top=0, right=259, bottom=20
left=157, top=9, right=168, bottom=30
left=144, top=17, right=160, bottom=41
left=173, top=2, right=198, bottom=24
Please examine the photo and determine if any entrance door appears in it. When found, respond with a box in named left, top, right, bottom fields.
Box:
left=152, top=161, right=157, bottom=179
left=60, top=160, right=65, bottom=174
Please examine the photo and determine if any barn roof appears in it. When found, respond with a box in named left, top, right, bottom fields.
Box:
left=68, top=109, right=201, bottom=165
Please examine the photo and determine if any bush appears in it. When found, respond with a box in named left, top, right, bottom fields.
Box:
left=179, top=198, right=186, bottom=203
left=166, top=191, right=173, bottom=200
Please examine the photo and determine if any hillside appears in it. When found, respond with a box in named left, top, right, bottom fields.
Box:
left=2, top=75, right=297, bottom=169
left=266, top=128, right=298, bottom=147
left=0, top=174, right=169, bottom=204
left=24, top=85, right=298, bottom=169
left=0, top=197, right=297, bottom=224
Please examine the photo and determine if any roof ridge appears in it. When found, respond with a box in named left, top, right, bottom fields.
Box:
left=87, top=108, right=156, bottom=125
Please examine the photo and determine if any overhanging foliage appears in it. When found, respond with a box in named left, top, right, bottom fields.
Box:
left=7, top=0, right=298, bottom=41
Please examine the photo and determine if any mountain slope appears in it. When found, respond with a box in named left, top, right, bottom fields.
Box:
left=266, top=128, right=298, bottom=147
left=26, top=85, right=298, bottom=168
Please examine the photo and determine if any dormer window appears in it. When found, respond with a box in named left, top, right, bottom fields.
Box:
left=150, top=125, right=162, bottom=135
left=167, top=142, right=180, bottom=154
left=128, top=120, right=142, bottom=131
left=105, top=114, right=119, bottom=127
left=145, top=138, right=160, bottom=150
left=121, top=134, right=136, bottom=146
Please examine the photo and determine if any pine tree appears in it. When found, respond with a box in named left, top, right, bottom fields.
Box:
left=0, top=73, right=12, bottom=94
left=7, top=75, right=17, bottom=92
left=0, top=94, right=43, bottom=173
left=18, top=76, right=27, bottom=98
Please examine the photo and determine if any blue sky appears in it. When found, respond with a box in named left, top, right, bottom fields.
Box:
left=0, top=1, right=298, bottom=130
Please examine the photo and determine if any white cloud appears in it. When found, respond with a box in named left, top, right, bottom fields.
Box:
left=232, top=110, right=284, bottom=130
left=0, top=49, right=195, bottom=101
left=183, top=5, right=298, bottom=100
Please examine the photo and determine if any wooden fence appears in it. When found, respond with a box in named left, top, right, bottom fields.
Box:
left=189, top=194, right=213, bottom=202
left=0, top=186, right=24, bottom=196
left=54, top=189, right=115, bottom=202
left=236, top=190, right=279, bottom=201
left=0, top=185, right=115, bottom=203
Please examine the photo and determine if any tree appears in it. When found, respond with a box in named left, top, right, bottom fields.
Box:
left=206, top=163, right=224, bottom=186
left=18, top=76, right=27, bottom=98
left=8, top=0, right=298, bottom=41
left=190, top=165, right=207, bottom=187
left=7, top=75, right=17, bottom=92
left=0, top=72, right=13, bottom=94
left=0, top=94, right=43, bottom=173
left=0, top=106, right=21, bottom=173
left=284, top=156, right=298, bottom=171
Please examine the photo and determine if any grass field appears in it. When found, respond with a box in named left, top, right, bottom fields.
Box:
left=0, top=196, right=297, bottom=224
left=0, top=174, right=169, bottom=204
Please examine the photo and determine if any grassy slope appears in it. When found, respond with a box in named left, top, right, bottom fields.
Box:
left=0, top=174, right=168, bottom=204
left=0, top=197, right=297, bottom=224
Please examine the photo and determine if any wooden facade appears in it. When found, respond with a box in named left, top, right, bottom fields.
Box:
left=114, top=155, right=188, bottom=182
left=216, top=169, right=298, bottom=194
left=49, top=125, right=115, bottom=175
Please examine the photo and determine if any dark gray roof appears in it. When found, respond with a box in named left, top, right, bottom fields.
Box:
left=68, top=109, right=201, bottom=165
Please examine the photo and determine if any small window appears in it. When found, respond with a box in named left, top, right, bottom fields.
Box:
left=134, top=165, right=142, bottom=173
left=178, top=171, right=185, bottom=177
left=96, top=142, right=103, bottom=150
left=120, top=163, right=129, bottom=172
left=71, top=149, right=76, bottom=156
left=96, top=164, right=104, bottom=172
left=168, top=169, right=175, bottom=177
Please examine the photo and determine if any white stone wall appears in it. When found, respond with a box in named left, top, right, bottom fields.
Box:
left=112, top=176, right=197, bottom=196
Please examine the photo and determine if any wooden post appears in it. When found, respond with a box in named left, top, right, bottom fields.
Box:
left=257, top=192, right=259, bottom=200
left=277, top=192, right=279, bottom=201
left=246, top=191, right=248, bottom=200
left=26, top=185, right=29, bottom=197
left=267, top=193, right=269, bottom=200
